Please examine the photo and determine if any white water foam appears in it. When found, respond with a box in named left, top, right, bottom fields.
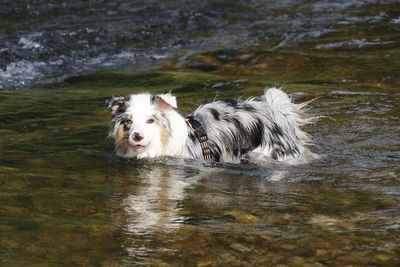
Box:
left=316, top=38, right=396, bottom=49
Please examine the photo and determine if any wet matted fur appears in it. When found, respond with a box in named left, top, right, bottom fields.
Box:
left=105, top=88, right=316, bottom=163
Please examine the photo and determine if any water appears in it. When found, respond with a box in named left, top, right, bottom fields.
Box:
left=1, top=0, right=400, bottom=266
left=2, top=0, right=400, bottom=90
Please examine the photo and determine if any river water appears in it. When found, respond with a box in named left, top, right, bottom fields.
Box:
left=2, top=0, right=400, bottom=90
left=1, top=0, right=400, bottom=266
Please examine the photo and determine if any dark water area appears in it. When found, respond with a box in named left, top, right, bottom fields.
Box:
left=1, top=0, right=400, bottom=89
left=1, top=0, right=400, bottom=266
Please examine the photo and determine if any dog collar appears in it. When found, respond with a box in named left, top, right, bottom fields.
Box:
left=185, top=115, right=212, bottom=161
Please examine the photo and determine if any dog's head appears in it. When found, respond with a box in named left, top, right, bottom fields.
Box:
left=105, top=93, right=178, bottom=158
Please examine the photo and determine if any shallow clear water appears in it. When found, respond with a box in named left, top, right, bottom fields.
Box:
left=1, top=0, right=400, bottom=266
left=1, top=74, right=399, bottom=265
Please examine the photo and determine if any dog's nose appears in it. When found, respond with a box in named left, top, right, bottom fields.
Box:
left=133, top=132, right=144, bottom=142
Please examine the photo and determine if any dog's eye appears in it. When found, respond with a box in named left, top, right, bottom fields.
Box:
left=121, top=119, right=132, bottom=125
left=147, top=118, right=155, bottom=124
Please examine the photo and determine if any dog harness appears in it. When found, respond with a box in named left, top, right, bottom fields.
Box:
left=185, top=115, right=212, bottom=161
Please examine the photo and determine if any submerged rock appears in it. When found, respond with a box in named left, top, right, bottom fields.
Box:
left=184, top=60, right=218, bottom=71
left=224, top=211, right=258, bottom=224
left=308, top=215, right=340, bottom=228
left=230, top=243, right=252, bottom=252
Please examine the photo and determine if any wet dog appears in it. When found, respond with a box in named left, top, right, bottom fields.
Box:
left=105, top=88, right=315, bottom=163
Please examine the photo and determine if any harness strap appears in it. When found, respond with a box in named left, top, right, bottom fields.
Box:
left=185, top=115, right=212, bottom=161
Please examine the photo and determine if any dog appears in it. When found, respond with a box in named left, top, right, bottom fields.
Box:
left=105, top=88, right=315, bottom=163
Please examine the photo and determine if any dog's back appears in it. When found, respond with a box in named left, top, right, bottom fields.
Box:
left=189, top=88, right=313, bottom=162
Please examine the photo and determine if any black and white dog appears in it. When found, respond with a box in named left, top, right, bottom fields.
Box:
left=106, top=88, right=315, bottom=163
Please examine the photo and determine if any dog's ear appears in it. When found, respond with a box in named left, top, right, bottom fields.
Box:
left=156, top=93, right=177, bottom=108
left=105, top=96, right=126, bottom=117
left=152, top=93, right=177, bottom=111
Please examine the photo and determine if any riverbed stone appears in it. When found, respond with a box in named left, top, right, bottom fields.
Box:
left=230, top=243, right=252, bottom=252
left=308, top=215, right=339, bottom=228
left=218, top=251, right=237, bottom=263
left=374, top=253, right=391, bottom=261
left=224, top=211, right=258, bottom=224
left=197, top=258, right=216, bottom=267
left=335, top=251, right=369, bottom=265
left=287, top=256, right=306, bottom=265
left=100, top=261, right=120, bottom=267
left=315, top=249, right=328, bottom=257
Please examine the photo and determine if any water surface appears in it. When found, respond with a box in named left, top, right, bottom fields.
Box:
left=1, top=0, right=400, bottom=89
left=1, top=0, right=400, bottom=266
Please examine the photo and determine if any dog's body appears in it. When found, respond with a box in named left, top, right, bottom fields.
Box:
left=106, top=88, right=315, bottom=163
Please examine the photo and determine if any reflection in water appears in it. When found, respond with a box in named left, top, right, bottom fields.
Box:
left=110, top=159, right=295, bottom=262
left=111, top=163, right=200, bottom=261
left=123, top=168, right=189, bottom=234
